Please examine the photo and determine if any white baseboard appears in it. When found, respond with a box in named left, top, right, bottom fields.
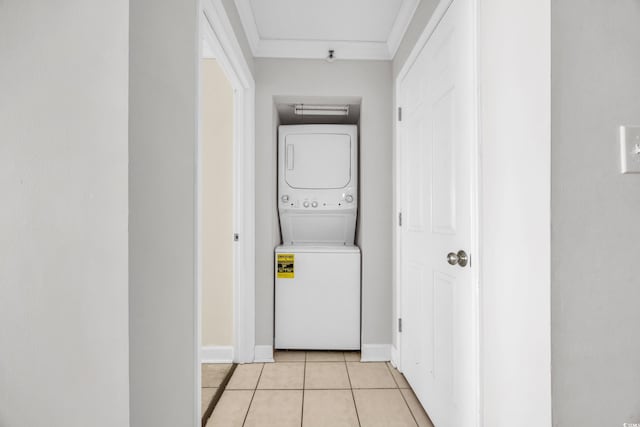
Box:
left=254, top=345, right=274, bottom=363
left=390, top=344, right=399, bottom=368
left=201, top=345, right=234, bottom=363
left=361, top=344, right=392, bottom=362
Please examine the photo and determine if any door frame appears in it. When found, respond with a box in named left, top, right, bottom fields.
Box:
left=197, top=0, right=256, bottom=384
left=393, top=0, right=481, bottom=424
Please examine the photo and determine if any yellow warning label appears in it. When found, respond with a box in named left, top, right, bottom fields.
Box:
left=277, top=254, right=294, bottom=279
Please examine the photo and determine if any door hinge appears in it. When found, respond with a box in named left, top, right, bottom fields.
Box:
left=398, top=318, right=403, bottom=333
left=398, top=107, right=402, bottom=122
left=398, top=212, right=403, bottom=227
left=234, top=233, right=239, bottom=242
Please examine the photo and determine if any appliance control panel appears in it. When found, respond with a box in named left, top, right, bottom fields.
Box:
left=280, top=191, right=356, bottom=210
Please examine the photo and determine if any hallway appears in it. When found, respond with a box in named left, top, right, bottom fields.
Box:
left=203, top=351, right=433, bottom=427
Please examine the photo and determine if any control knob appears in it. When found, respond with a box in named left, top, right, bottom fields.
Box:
left=345, top=194, right=354, bottom=203
left=281, top=195, right=289, bottom=203
left=303, top=201, right=310, bottom=208
left=311, top=201, right=318, bottom=208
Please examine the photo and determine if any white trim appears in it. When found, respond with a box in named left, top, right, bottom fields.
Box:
left=232, top=0, right=261, bottom=55
left=200, top=0, right=256, bottom=365
left=233, top=0, right=420, bottom=60
left=234, top=86, right=257, bottom=365
left=396, top=0, right=454, bottom=83
left=387, top=0, right=421, bottom=58
left=469, top=0, right=481, bottom=423
left=195, top=13, right=204, bottom=425
left=393, top=97, right=403, bottom=373
left=360, top=344, right=392, bottom=362
left=201, top=346, right=235, bottom=363
left=254, top=345, right=275, bottom=363
left=203, top=0, right=253, bottom=89
left=390, top=344, right=400, bottom=368
left=201, top=40, right=216, bottom=59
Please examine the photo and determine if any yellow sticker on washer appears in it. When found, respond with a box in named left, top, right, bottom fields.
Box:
left=277, top=254, right=294, bottom=279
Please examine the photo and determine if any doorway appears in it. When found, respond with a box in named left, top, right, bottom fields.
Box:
left=197, top=0, right=256, bottom=420
left=200, top=55, right=234, bottom=363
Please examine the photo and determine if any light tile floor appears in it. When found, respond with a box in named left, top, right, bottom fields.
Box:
left=206, top=351, right=434, bottom=427
left=201, top=363, right=233, bottom=417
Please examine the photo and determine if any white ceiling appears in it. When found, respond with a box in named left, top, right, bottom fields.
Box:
left=234, top=0, right=420, bottom=60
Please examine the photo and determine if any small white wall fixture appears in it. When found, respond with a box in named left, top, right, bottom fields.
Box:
left=200, top=0, right=256, bottom=369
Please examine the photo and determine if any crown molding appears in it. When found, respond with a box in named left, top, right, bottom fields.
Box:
left=234, top=0, right=419, bottom=60
left=387, top=0, right=420, bottom=58
left=233, top=0, right=261, bottom=54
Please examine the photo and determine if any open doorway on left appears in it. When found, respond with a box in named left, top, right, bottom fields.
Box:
left=199, top=44, right=235, bottom=422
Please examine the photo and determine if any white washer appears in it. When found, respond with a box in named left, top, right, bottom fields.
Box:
left=276, top=124, right=360, bottom=350
left=278, top=124, right=358, bottom=245
left=275, top=245, right=360, bottom=350
left=275, top=125, right=360, bottom=350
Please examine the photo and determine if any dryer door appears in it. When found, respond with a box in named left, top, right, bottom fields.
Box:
left=284, top=133, right=352, bottom=189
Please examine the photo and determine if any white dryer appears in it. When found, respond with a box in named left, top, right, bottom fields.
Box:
left=275, top=124, right=361, bottom=350
left=278, top=124, right=358, bottom=245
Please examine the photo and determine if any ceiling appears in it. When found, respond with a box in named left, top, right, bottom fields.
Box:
left=234, top=0, right=420, bottom=60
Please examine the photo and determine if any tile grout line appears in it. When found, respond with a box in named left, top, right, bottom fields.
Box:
left=397, top=388, right=421, bottom=427
left=300, top=351, right=307, bottom=427
left=241, top=363, right=265, bottom=427
left=345, top=359, right=362, bottom=427
left=248, top=387, right=401, bottom=391
left=384, top=362, right=402, bottom=388
left=385, top=363, right=420, bottom=427
left=202, top=364, right=236, bottom=427
left=300, top=352, right=308, bottom=427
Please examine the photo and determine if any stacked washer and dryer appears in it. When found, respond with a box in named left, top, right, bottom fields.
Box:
left=275, top=124, right=360, bottom=350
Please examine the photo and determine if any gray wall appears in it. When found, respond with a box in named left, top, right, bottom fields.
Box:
left=254, top=59, right=393, bottom=348
left=0, top=1, right=130, bottom=426
left=129, top=0, right=199, bottom=426
left=552, top=1, right=640, bottom=426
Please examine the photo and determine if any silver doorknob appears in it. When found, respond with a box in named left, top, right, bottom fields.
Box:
left=447, top=250, right=468, bottom=267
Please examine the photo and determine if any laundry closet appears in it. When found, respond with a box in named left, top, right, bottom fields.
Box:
left=274, top=107, right=361, bottom=350
left=253, top=60, right=392, bottom=361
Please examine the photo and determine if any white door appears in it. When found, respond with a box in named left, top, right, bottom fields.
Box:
left=399, top=0, right=477, bottom=426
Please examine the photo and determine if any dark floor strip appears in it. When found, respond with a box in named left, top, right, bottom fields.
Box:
left=202, top=364, right=237, bottom=427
